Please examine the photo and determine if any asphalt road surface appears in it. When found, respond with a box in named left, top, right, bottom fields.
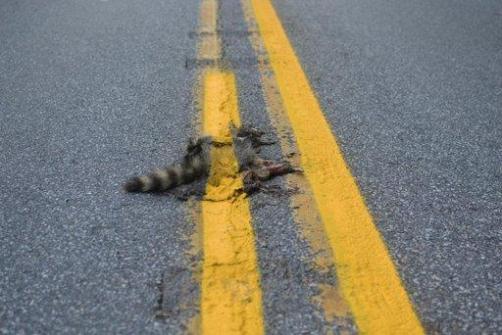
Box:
left=1, top=0, right=501, bottom=334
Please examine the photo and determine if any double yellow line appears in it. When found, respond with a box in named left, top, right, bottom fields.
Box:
left=196, top=1, right=264, bottom=334
left=195, top=0, right=424, bottom=334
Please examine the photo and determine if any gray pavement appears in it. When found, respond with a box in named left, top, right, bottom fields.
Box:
left=1, top=0, right=501, bottom=334
left=272, top=0, right=502, bottom=333
left=220, top=1, right=337, bottom=333
left=0, top=0, right=200, bottom=333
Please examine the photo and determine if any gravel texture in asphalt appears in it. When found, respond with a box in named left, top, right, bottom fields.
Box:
left=271, top=0, right=502, bottom=333
left=1, top=0, right=501, bottom=334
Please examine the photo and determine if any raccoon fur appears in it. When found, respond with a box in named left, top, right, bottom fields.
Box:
left=123, top=136, right=212, bottom=193
left=123, top=126, right=299, bottom=194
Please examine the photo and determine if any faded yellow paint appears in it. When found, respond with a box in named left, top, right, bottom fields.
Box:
left=184, top=0, right=223, bottom=332
left=200, top=70, right=264, bottom=335
left=315, top=284, right=351, bottom=322
left=198, top=0, right=220, bottom=60
left=247, top=0, right=425, bottom=333
left=240, top=0, right=355, bottom=328
left=186, top=314, right=201, bottom=335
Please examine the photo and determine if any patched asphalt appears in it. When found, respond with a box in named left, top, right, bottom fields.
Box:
left=1, top=0, right=501, bottom=334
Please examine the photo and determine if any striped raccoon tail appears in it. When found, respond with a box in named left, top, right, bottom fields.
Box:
left=123, top=137, right=212, bottom=193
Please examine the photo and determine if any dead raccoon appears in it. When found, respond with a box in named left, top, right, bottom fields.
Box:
left=231, top=126, right=301, bottom=193
left=123, top=126, right=300, bottom=194
left=123, top=136, right=212, bottom=193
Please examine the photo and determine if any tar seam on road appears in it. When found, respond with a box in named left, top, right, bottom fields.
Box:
left=195, top=0, right=265, bottom=334
left=245, top=0, right=425, bottom=333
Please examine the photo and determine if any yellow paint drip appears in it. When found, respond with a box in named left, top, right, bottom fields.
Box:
left=248, top=0, right=425, bottom=333
left=200, top=70, right=264, bottom=335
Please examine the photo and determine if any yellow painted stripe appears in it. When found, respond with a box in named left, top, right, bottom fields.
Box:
left=248, top=0, right=424, bottom=333
left=198, top=0, right=220, bottom=60
left=200, top=69, right=265, bottom=335
left=240, top=0, right=356, bottom=328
